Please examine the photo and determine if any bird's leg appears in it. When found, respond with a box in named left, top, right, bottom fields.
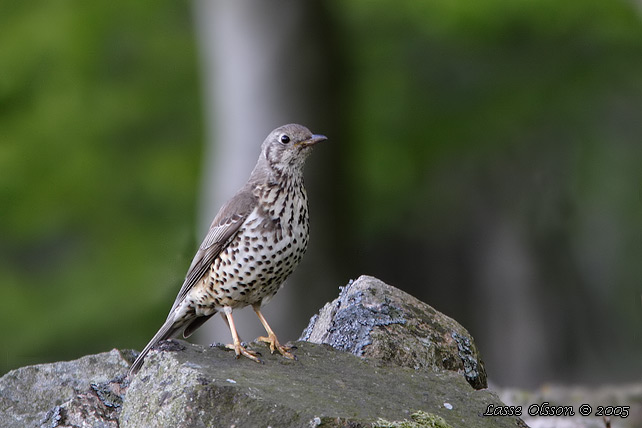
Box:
left=219, top=312, right=238, bottom=340
left=222, top=307, right=262, bottom=363
left=253, top=304, right=296, bottom=360
left=212, top=312, right=243, bottom=346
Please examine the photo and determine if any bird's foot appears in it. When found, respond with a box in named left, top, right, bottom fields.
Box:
left=224, top=342, right=263, bottom=363
left=256, top=334, right=297, bottom=360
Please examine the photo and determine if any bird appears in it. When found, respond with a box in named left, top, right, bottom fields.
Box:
left=128, top=123, right=326, bottom=375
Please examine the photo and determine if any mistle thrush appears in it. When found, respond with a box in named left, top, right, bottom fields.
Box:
left=129, top=124, right=326, bottom=375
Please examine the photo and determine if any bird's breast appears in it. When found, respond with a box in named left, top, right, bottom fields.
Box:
left=197, top=181, right=310, bottom=310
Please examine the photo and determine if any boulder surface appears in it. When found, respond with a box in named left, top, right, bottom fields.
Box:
left=301, top=275, right=487, bottom=389
left=0, top=275, right=525, bottom=428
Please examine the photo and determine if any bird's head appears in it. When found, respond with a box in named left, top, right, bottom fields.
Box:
left=260, top=124, right=326, bottom=177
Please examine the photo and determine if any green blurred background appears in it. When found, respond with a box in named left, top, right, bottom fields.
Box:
left=1, top=0, right=641, bottom=388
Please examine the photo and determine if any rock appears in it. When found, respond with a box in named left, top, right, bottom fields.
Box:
left=121, top=340, right=518, bottom=428
left=301, top=275, right=487, bottom=389
left=0, top=348, right=134, bottom=428
left=38, top=379, right=129, bottom=428
left=0, top=276, right=521, bottom=428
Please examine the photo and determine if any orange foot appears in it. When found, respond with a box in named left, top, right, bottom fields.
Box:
left=225, top=341, right=263, bottom=363
left=221, top=308, right=263, bottom=363
left=256, top=332, right=296, bottom=360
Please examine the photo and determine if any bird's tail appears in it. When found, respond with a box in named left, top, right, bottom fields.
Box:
left=128, top=316, right=182, bottom=376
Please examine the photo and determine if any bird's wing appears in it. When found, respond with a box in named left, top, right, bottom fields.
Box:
left=168, top=187, right=257, bottom=314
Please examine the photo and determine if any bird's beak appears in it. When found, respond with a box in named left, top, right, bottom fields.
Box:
left=296, top=134, right=327, bottom=148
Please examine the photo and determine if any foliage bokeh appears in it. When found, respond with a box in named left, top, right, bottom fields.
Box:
left=1, top=0, right=641, bottom=386
left=0, top=0, right=202, bottom=371
left=330, top=0, right=642, bottom=385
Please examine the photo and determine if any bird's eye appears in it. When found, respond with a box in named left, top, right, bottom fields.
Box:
left=280, top=134, right=290, bottom=144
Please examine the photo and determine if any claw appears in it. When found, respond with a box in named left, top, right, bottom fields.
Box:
left=256, top=334, right=296, bottom=359
left=224, top=342, right=263, bottom=363
left=222, top=307, right=263, bottom=363
left=253, top=305, right=297, bottom=360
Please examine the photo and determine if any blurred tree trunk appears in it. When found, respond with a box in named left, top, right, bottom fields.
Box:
left=191, top=0, right=342, bottom=346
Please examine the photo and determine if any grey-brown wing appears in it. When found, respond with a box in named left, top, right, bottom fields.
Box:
left=168, top=187, right=257, bottom=314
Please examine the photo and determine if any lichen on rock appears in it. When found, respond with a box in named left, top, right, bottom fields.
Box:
left=301, top=275, right=488, bottom=389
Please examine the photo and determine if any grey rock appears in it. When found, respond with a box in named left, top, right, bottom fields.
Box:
left=121, top=340, right=520, bottom=428
left=301, top=275, right=488, bottom=389
left=0, top=348, right=133, bottom=428
left=39, top=379, right=128, bottom=428
left=1, top=276, right=519, bottom=428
